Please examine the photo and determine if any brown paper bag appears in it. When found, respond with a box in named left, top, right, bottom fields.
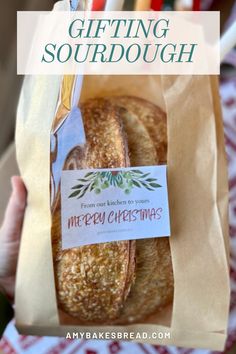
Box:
left=15, top=74, right=230, bottom=350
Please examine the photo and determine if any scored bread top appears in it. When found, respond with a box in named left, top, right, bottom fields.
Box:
left=107, top=96, right=173, bottom=323
left=81, top=98, right=130, bottom=168
left=52, top=98, right=136, bottom=324
left=110, top=96, right=167, bottom=164
left=118, top=108, right=157, bottom=166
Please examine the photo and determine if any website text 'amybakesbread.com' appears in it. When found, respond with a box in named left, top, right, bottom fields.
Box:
left=66, top=331, right=171, bottom=340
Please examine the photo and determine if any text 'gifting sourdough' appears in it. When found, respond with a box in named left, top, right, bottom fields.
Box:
left=51, top=96, right=174, bottom=324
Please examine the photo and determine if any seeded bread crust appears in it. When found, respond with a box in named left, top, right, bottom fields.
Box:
left=51, top=98, right=136, bottom=324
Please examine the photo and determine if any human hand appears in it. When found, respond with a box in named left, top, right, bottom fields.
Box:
left=0, top=176, right=27, bottom=300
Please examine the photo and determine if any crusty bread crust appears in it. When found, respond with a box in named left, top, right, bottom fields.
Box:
left=118, top=108, right=157, bottom=166
left=110, top=96, right=167, bottom=164
left=81, top=98, right=130, bottom=168
left=108, top=97, right=173, bottom=324
left=51, top=98, right=136, bottom=324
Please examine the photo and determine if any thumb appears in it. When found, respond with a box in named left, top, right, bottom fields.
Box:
left=0, top=176, right=27, bottom=244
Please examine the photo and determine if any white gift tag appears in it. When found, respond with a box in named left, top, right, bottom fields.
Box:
left=61, top=165, right=171, bottom=249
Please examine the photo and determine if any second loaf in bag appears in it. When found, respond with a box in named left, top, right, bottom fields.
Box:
left=51, top=96, right=174, bottom=324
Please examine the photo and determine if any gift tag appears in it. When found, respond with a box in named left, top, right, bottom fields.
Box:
left=61, top=165, right=171, bottom=249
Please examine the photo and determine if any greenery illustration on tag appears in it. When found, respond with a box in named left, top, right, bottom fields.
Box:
left=69, top=170, right=162, bottom=199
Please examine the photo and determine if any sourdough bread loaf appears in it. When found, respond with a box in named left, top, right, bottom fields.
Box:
left=51, top=96, right=173, bottom=324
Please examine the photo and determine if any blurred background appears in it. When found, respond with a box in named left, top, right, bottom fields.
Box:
left=0, top=0, right=55, bottom=157
left=0, top=1, right=236, bottom=354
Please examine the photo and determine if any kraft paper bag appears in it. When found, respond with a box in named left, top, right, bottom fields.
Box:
left=14, top=72, right=230, bottom=350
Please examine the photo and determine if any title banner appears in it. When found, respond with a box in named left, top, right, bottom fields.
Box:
left=17, top=11, right=220, bottom=75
